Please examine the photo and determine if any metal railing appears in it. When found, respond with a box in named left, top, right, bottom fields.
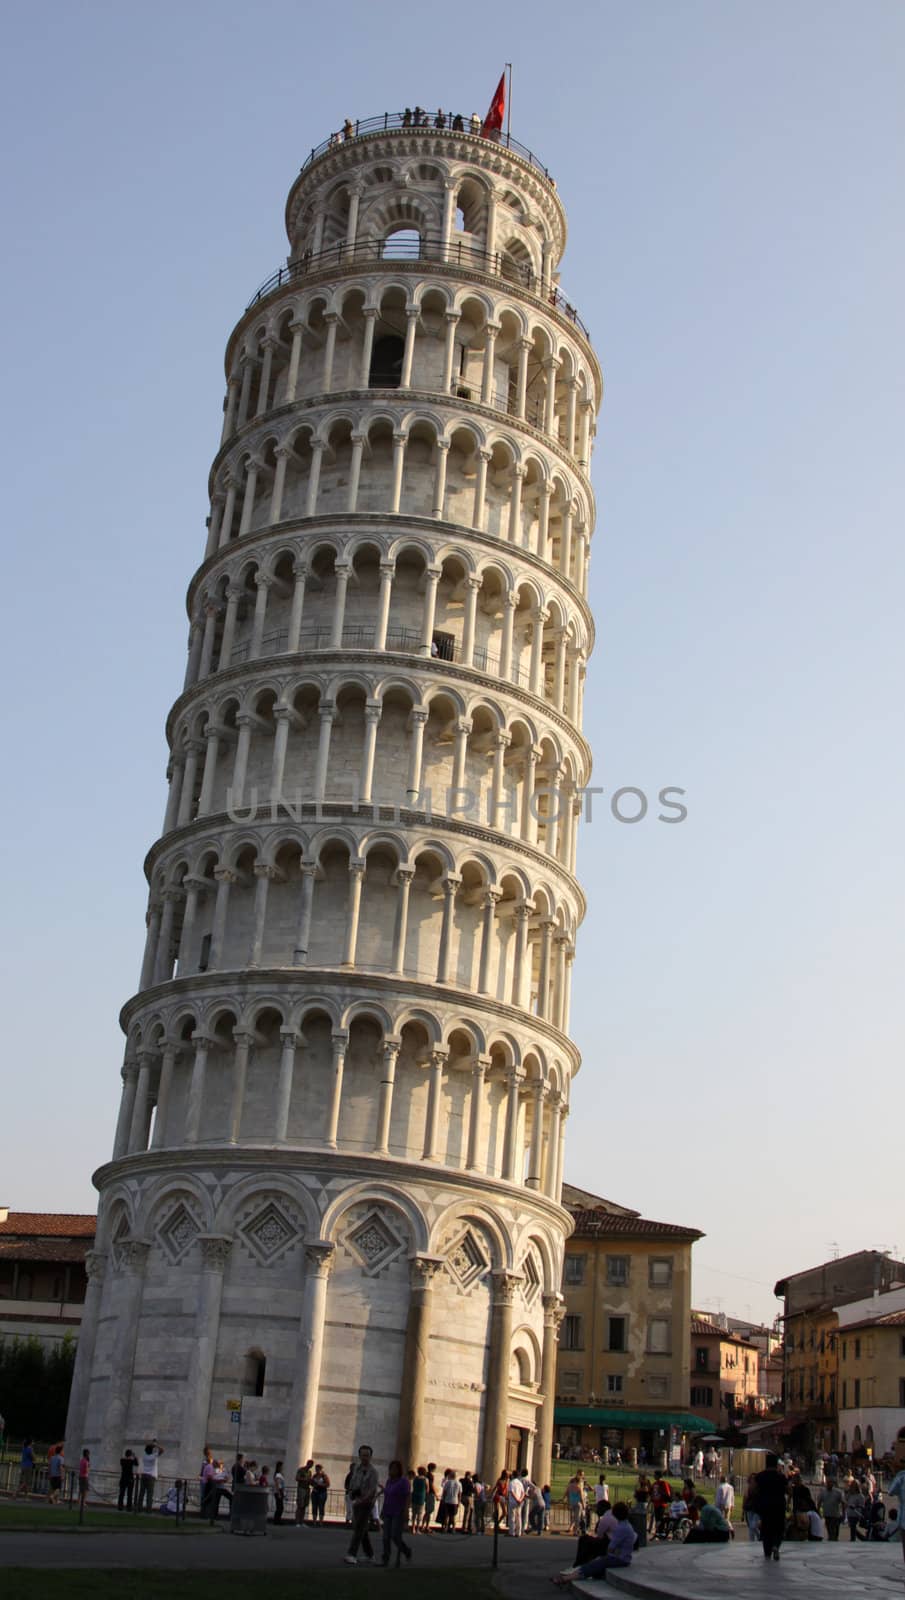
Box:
left=297, top=110, right=553, bottom=180
left=228, top=626, right=529, bottom=686
left=246, top=232, right=588, bottom=339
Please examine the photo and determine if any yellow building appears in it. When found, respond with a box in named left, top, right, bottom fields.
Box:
left=554, top=1185, right=709, bottom=1462
left=689, top=1315, right=760, bottom=1429
left=838, top=1301, right=905, bottom=1461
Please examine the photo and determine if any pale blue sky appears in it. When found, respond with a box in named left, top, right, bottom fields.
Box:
left=2, top=1, right=903, bottom=1324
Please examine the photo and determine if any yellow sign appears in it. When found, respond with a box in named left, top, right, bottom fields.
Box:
left=226, top=1398, right=242, bottom=1412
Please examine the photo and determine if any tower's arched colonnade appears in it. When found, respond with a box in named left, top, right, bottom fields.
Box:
left=66, top=118, right=602, bottom=1487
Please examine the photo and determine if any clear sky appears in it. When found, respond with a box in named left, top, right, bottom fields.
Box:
left=2, top=1, right=903, bottom=1326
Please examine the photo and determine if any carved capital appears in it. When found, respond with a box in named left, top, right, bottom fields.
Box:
left=85, top=1249, right=108, bottom=1284
left=119, top=1239, right=151, bottom=1274
left=304, top=1240, right=336, bottom=1278
left=200, top=1235, right=233, bottom=1271
left=409, top=1254, right=445, bottom=1291
left=491, top=1269, right=523, bottom=1307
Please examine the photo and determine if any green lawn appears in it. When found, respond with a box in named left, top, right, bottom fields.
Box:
left=0, top=1503, right=216, bottom=1534
left=3, top=1574, right=500, bottom=1600
left=549, top=1463, right=743, bottom=1520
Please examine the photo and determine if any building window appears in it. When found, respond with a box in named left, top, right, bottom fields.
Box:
left=695, top=1346, right=708, bottom=1371
left=606, top=1256, right=629, bottom=1287
left=900, top=1335, right=905, bottom=1359
left=561, top=1369, right=582, bottom=1394
left=854, top=1338, right=861, bottom=1360
left=606, top=1374, right=623, bottom=1394
left=842, top=1341, right=847, bottom=1360
left=899, top=1378, right=905, bottom=1406
left=198, top=933, right=211, bottom=973
left=647, top=1317, right=671, bottom=1354
left=562, top=1315, right=583, bottom=1351
left=691, top=1385, right=713, bottom=1407
left=842, top=1380, right=847, bottom=1408
left=853, top=1378, right=861, bottom=1407
left=648, top=1257, right=673, bottom=1288
left=564, top=1254, right=586, bottom=1287
left=242, top=1349, right=266, bottom=1398
left=369, top=333, right=405, bottom=386
left=647, top=1376, right=669, bottom=1400
left=608, top=1317, right=627, bottom=1353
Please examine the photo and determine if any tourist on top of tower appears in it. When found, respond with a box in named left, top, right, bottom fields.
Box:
left=402, top=108, right=412, bottom=126
left=470, top=112, right=481, bottom=133
left=344, top=1444, right=380, bottom=1565
left=452, top=113, right=464, bottom=131
left=342, top=118, right=354, bottom=140
left=434, top=110, right=446, bottom=128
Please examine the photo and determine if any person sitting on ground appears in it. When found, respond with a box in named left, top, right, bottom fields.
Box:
left=685, top=1497, right=732, bottom=1543
left=552, top=1501, right=638, bottom=1586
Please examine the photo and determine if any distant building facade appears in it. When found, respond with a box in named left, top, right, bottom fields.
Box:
left=689, top=1314, right=760, bottom=1429
left=554, top=1185, right=708, bottom=1460
left=775, top=1249, right=905, bottom=1452
left=837, top=1284, right=905, bottom=1460
left=0, top=1211, right=94, bottom=1350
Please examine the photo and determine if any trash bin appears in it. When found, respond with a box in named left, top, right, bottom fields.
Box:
left=629, top=1506, right=647, bottom=1549
left=230, top=1484, right=269, bottom=1535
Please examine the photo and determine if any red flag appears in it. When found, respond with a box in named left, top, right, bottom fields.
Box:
left=481, top=73, right=506, bottom=138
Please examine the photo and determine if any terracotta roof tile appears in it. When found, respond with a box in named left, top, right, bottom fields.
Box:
left=0, top=1238, right=90, bottom=1262
left=0, top=1213, right=96, bottom=1238
left=568, top=1210, right=702, bottom=1240
left=843, top=1309, right=905, bottom=1332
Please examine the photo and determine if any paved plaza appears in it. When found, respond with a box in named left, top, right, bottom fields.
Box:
left=583, top=1539, right=905, bottom=1598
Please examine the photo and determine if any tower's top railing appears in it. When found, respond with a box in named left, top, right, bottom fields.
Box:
left=296, top=111, right=553, bottom=181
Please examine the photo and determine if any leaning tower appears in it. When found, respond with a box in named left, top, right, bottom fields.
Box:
left=66, top=110, right=601, bottom=1485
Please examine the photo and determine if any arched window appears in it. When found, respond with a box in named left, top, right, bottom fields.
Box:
left=382, top=228, right=421, bottom=261
left=243, top=1348, right=266, bottom=1397
left=369, top=336, right=405, bottom=388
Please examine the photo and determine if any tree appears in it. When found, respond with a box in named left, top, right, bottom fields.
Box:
left=0, top=1334, right=77, bottom=1443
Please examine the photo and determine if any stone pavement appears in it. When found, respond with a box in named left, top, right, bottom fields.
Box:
left=569, top=1539, right=905, bottom=1598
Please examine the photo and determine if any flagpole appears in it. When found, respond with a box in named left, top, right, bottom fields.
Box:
left=505, top=63, right=512, bottom=144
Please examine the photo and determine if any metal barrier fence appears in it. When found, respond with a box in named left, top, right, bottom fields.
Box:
left=228, top=626, right=529, bottom=686
left=295, top=112, right=553, bottom=181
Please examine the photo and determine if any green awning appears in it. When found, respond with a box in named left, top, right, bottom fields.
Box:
left=554, top=1406, right=714, bottom=1432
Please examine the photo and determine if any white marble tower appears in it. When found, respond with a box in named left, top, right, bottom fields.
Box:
left=66, top=110, right=601, bottom=1485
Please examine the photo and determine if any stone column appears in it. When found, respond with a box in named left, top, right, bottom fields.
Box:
left=324, top=1031, right=348, bottom=1147
left=127, top=1052, right=155, bottom=1154
left=396, top=1256, right=444, bottom=1466
left=163, top=755, right=185, bottom=834
left=565, top=378, right=579, bottom=454
left=515, top=337, right=531, bottom=418
left=472, top=448, right=491, bottom=530
left=543, top=1094, right=563, bottom=1197
left=440, top=177, right=457, bottom=254
left=254, top=340, right=275, bottom=417
left=432, top=439, right=449, bottom=519
left=346, top=436, right=364, bottom=512
left=139, top=902, right=162, bottom=990
left=389, top=431, right=407, bottom=513
left=321, top=313, right=339, bottom=391
left=461, top=576, right=480, bottom=665
left=578, top=399, right=593, bottom=468
left=269, top=445, right=291, bottom=522
left=305, top=439, right=324, bottom=515
left=248, top=864, right=277, bottom=966
left=477, top=888, right=502, bottom=994
left=420, top=565, right=441, bottom=654
left=511, top=900, right=534, bottom=1009
left=359, top=306, right=377, bottom=386
left=507, top=465, right=525, bottom=543
left=529, top=609, right=548, bottom=695
left=345, top=183, right=362, bottom=250
left=502, top=1067, right=526, bottom=1180
left=374, top=561, right=394, bottom=649
left=218, top=477, right=238, bottom=548
left=553, top=1103, right=568, bottom=1200
left=64, top=1249, right=108, bottom=1461
left=400, top=308, right=419, bottom=388
left=374, top=1036, right=401, bottom=1154
left=269, top=707, right=292, bottom=803
left=538, top=482, right=553, bottom=559
left=313, top=704, right=335, bottom=802
left=451, top=718, right=471, bottom=798
left=176, top=739, right=202, bottom=827
left=293, top=864, right=318, bottom=964
left=275, top=1028, right=298, bottom=1141
left=218, top=585, right=242, bottom=671
left=228, top=1028, right=254, bottom=1144
left=500, top=593, right=516, bottom=678
left=221, top=375, right=240, bottom=442
left=552, top=934, right=568, bottom=1030
left=112, top=1062, right=139, bottom=1159
left=185, top=1031, right=213, bottom=1143
left=559, top=503, right=573, bottom=580
left=436, top=873, right=461, bottom=982
left=330, top=562, right=351, bottom=646
left=359, top=702, right=382, bottom=803
left=481, top=1270, right=520, bottom=1481
left=342, top=858, right=366, bottom=965
left=209, top=867, right=237, bottom=968
left=406, top=708, right=428, bottom=798
left=421, top=1046, right=448, bottom=1160
left=181, top=1236, right=232, bottom=1475
left=285, top=321, right=304, bottom=401
left=152, top=892, right=179, bottom=984
left=392, top=866, right=414, bottom=973
left=176, top=877, right=204, bottom=974
left=102, top=1239, right=150, bottom=1461
left=237, top=457, right=260, bottom=539
left=525, top=1080, right=547, bottom=1190
left=520, top=747, right=540, bottom=844
left=489, top=733, right=511, bottom=833
left=537, top=918, right=555, bottom=1019
left=249, top=572, right=272, bottom=657
left=184, top=619, right=205, bottom=688
left=441, top=311, right=461, bottom=392
left=543, top=357, right=560, bottom=433
left=535, top=1296, right=565, bottom=1480
left=465, top=1054, right=490, bottom=1170
left=285, top=1242, right=336, bottom=1468
left=553, top=629, right=567, bottom=710
left=287, top=562, right=308, bottom=651
left=481, top=323, right=500, bottom=404
left=151, top=1043, right=178, bottom=1148
left=198, top=604, right=219, bottom=680
left=568, top=650, right=584, bottom=723
left=236, top=355, right=255, bottom=427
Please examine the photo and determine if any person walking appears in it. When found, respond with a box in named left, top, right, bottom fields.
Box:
left=310, top=1463, right=330, bottom=1524
left=118, top=1448, right=137, bottom=1511
left=755, top=1453, right=788, bottom=1562
left=742, top=1473, right=760, bottom=1541
left=380, top=1459, right=413, bottom=1566
left=78, top=1448, right=90, bottom=1512
left=344, top=1444, right=380, bottom=1565
left=272, top=1460, right=285, bottom=1524
left=566, top=1469, right=587, bottom=1534
left=845, top=1480, right=866, bottom=1540
left=47, top=1445, right=65, bottom=1505
left=16, top=1438, right=35, bottom=1497
left=507, top=1468, right=526, bottom=1536
left=137, top=1440, right=164, bottom=1512
left=818, top=1478, right=843, bottom=1541
left=715, top=1473, right=735, bottom=1533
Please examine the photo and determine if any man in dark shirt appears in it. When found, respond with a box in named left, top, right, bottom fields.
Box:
left=754, top=1455, right=788, bottom=1561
